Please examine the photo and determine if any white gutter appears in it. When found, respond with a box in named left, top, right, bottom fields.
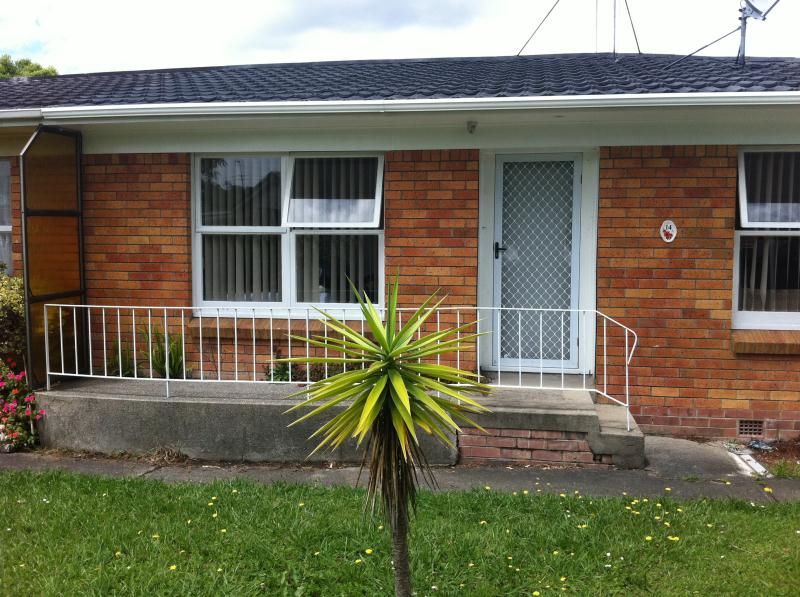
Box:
left=37, top=90, right=800, bottom=121
left=0, top=108, right=42, bottom=122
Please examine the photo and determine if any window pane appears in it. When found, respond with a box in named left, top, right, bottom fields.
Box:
left=0, top=160, right=10, bottom=226
left=0, top=232, right=11, bottom=273
left=288, top=157, right=380, bottom=225
left=738, top=236, right=800, bottom=312
left=744, top=152, right=800, bottom=224
left=202, top=235, right=281, bottom=302
left=200, top=157, right=281, bottom=226
left=296, top=234, right=379, bottom=303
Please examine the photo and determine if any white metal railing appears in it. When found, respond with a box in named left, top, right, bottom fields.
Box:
left=43, top=304, right=638, bottom=429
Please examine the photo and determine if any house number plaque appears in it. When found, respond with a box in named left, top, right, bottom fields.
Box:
left=660, top=220, right=677, bottom=243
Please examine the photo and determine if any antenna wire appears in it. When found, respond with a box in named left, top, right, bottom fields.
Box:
left=516, top=0, right=562, bottom=56
left=624, top=0, right=642, bottom=54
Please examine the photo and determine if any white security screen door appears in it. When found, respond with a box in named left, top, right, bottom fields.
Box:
left=493, top=155, right=581, bottom=370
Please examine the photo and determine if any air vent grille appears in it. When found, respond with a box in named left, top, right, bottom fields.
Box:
left=738, top=419, right=764, bottom=437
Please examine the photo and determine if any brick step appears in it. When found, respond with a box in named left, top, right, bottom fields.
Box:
left=458, top=388, right=644, bottom=469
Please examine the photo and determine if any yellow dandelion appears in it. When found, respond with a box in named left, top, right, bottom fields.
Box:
left=625, top=506, right=632, bottom=510
left=208, top=502, right=214, bottom=507
left=365, top=549, right=374, bottom=555
left=314, top=551, right=320, bottom=556
left=480, top=520, right=488, bottom=525
left=212, top=513, right=218, bottom=519
left=724, top=481, right=732, bottom=486
left=533, top=592, right=541, bottom=596
left=299, top=502, right=305, bottom=507
left=654, top=516, right=662, bottom=521
left=561, top=576, right=567, bottom=582
left=220, top=529, right=227, bottom=533
left=378, top=525, right=384, bottom=530
left=668, top=536, right=680, bottom=541
left=355, top=559, right=363, bottom=565
left=645, top=536, right=653, bottom=541
left=513, top=491, right=518, bottom=496
left=507, top=556, right=513, bottom=560
left=468, top=562, right=475, bottom=568
left=664, top=487, right=672, bottom=492
left=642, top=498, right=648, bottom=503
left=212, top=496, right=218, bottom=501
left=559, top=493, right=567, bottom=498
left=217, top=567, right=223, bottom=572
left=656, top=503, right=662, bottom=508
left=677, top=508, right=684, bottom=512
left=633, top=511, right=641, bottom=515
left=484, top=486, right=491, bottom=491
left=151, top=534, right=160, bottom=540
left=764, top=487, right=773, bottom=494
left=553, top=550, right=560, bottom=555
left=169, top=565, right=177, bottom=571
left=622, top=491, right=627, bottom=496
left=523, top=490, right=529, bottom=495
left=186, top=520, right=192, bottom=524
left=664, top=522, right=671, bottom=527
left=115, top=551, right=122, bottom=557
left=232, top=489, right=238, bottom=494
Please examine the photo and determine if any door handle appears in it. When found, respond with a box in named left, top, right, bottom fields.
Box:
left=494, top=242, right=507, bottom=259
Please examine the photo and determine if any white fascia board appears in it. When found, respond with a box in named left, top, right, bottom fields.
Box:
left=39, top=91, right=800, bottom=121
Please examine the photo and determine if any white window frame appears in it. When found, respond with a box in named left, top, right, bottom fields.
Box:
left=0, top=159, right=11, bottom=274
left=192, top=153, right=385, bottom=315
left=732, top=229, right=800, bottom=330
left=282, top=154, right=385, bottom=228
left=738, top=146, right=800, bottom=229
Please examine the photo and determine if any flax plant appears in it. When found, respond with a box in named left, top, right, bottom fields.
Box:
left=284, top=280, right=490, bottom=596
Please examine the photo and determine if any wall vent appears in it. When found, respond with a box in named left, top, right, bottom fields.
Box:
left=737, top=419, right=764, bottom=437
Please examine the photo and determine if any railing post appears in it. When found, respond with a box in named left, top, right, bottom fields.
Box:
left=625, top=330, right=630, bottom=431
left=44, top=304, right=51, bottom=391
left=164, top=308, right=170, bottom=399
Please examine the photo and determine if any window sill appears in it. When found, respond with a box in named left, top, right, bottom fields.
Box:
left=731, top=329, right=800, bottom=355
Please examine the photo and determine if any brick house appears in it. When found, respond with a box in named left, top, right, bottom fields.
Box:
left=1, top=53, right=799, bottom=457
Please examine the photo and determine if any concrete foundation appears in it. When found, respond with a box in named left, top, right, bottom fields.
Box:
left=37, top=379, right=644, bottom=468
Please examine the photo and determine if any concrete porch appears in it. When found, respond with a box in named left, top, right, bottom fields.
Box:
left=37, top=379, right=644, bottom=468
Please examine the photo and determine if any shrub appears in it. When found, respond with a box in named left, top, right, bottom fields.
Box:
left=0, top=359, right=44, bottom=451
left=139, top=326, right=189, bottom=379
left=0, top=265, right=25, bottom=362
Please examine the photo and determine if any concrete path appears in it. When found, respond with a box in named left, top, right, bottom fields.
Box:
left=2, top=436, right=799, bottom=502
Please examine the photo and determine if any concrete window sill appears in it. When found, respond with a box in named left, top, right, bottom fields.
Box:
left=731, top=329, right=800, bottom=355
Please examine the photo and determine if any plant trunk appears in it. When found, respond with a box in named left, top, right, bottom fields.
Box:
left=391, top=501, right=412, bottom=597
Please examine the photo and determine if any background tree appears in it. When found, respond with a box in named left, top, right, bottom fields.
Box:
left=0, top=55, right=57, bottom=79
left=285, top=281, right=489, bottom=596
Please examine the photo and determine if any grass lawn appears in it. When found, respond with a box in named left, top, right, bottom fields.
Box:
left=1, top=471, right=798, bottom=596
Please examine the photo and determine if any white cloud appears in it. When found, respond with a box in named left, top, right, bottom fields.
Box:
left=0, top=0, right=797, bottom=74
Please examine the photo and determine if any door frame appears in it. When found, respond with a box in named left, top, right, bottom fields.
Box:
left=477, top=149, right=599, bottom=375
left=492, top=153, right=582, bottom=371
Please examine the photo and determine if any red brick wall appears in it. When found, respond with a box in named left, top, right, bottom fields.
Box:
left=384, top=150, right=479, bottom=308
left=82, top=154, right=192, bottom=305
left=598, top=145, right=800, bottom=440
left=2, top=156, right=23, bottom=275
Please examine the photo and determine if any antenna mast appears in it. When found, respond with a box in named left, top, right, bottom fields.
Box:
left=737, top=0, right=782, bottom=65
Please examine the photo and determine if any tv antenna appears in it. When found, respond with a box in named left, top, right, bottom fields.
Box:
left=667, top=0, right=782, bottom=69
left=737, top=0, right=781, bottom=65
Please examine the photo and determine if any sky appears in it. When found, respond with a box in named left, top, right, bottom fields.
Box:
left=0, top=0, right=798, bottom=74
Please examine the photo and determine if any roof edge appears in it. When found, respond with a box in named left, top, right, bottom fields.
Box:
left=34, top=91, right=800, bottom=122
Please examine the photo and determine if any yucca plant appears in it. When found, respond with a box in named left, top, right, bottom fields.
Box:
left=284, top=281, right=490, bottom=596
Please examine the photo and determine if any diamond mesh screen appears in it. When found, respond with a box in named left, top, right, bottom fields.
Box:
left=499, top=160, right=574, bottom=361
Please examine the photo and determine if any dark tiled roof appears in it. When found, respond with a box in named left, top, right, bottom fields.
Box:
left=2, top=53, right=800, bottom=110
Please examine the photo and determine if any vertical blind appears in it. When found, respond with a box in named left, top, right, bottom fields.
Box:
left=0, top=160, right=10, bottom=272
left=199, top=156, right=382, bottom=305
left=296, top=234, right=379, bottom=303
left=287, top=157, right=380, bottom=225
left=743, top=152, right=800, bottom=226
left=738, top=236, right=800, bottom=313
